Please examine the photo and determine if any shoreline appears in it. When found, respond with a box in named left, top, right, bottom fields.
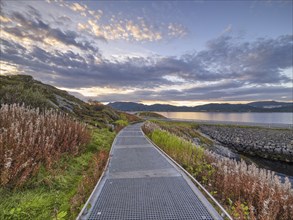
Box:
left=165, top=118, right=293, bottom=129
left=148, top=118, right=293, bottom=183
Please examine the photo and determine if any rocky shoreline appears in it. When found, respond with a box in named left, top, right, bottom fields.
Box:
left=199, top=125, right=293, bottom=162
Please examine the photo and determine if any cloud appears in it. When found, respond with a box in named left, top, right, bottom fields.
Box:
left=83, top=17, right=163, bottom=42
left=196, top=35, right=293, bottom=84
left=54, top=15, right=72, bottom=26
left=1, top=32, right=292, bottom=103
left=87, top=82, right=292, bottom=103
left=2, top=1, right=187, bottom=44
left=1, top=32, right=292, bottom=85
left=1, top=9, right=98, bottom=53
left=0, top=1, right=292, bottom=103
left=88, top=9, right=103, bottom=20
left=126, top=19, right=162, bottom=41
left=0, top=15, right=10, bottom=23
left=162, top=75, right=186, bottom=83
left=70, top=3, right=87, bottom=12
left=87, top=19, right=106, bottom=40
left=0, top=61, right=20, bottom=75
left=69, top=84, right=292, bottom=103
left=26, top=5, right=41, bottom=18
left=68, top=4, right=185, bottom=42
left=168, top=23, right=187, bottom=37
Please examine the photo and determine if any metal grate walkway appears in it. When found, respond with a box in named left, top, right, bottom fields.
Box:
left=78, top=123, right=222, bottom=220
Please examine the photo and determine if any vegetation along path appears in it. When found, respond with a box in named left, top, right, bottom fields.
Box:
left=78, top=123, right=223, bottom=219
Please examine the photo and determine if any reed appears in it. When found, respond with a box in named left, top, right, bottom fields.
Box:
left=0, top=104, right=90, bottom=188
left=142, top=121, right=293, bottom=220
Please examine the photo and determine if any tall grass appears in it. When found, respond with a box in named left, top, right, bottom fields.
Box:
left=0, top=104, right=90, bottom=188
left=0, top=128, right=115, bottom=219
left=150, top=120, right=212, bottom=145
left=143, top=121, right=293, bottom=220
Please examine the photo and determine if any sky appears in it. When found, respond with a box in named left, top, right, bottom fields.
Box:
left=0, top=0, right=292, bottom=106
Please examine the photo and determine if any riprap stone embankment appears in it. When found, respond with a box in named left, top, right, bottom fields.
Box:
left=199, top=125, right=293, bottom=162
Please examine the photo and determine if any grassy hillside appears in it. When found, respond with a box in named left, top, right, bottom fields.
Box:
left=0, top=75, right=140, bottom=128
left=0, top=75, right=140, bottom=219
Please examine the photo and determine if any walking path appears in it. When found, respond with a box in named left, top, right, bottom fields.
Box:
left=78, top=123, right=222, bottom=219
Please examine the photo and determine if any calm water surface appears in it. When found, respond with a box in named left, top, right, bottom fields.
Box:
left=157, top=112, right=293, bottom=125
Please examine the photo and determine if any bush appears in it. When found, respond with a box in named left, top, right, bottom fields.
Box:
left=113, top=119, right=129, bottom=132
left=0, top=84, right=53, bottom=109
left=0, top=104, right=90, bottom=188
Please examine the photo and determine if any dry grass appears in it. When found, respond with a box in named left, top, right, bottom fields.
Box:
left=205, top=153, right=293, bottom=219
left=143, top=121, right=293, bottom=220
left=0, top=104, right=90, bottom=188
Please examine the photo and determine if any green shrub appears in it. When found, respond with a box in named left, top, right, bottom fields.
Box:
left=114, top=119, right=129, bottom=127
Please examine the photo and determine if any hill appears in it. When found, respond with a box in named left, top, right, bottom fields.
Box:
left=108, top=101, right=293, bottom=112
left=0, top=75, right=139, bottom=127
left=247, top=101, right=293, bottom=109
left=0, top=75, right=141, bottom=219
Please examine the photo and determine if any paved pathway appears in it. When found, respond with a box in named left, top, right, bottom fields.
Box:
left=79, top=123, right=222, bottom=220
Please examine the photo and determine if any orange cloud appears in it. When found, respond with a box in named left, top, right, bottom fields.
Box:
left=85, top=17, right=163, bottom=42
left=0, top=15, right=11, bottom=23
left=70, top=3, right=87, bottom=12
left=0, top=61, right=20, bottom=75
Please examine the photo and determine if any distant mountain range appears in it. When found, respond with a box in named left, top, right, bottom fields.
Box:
left=108, top=101, right=293, bottom=112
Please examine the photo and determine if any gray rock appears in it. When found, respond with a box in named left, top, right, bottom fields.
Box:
left=199, top=125, right=293, bottom=162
